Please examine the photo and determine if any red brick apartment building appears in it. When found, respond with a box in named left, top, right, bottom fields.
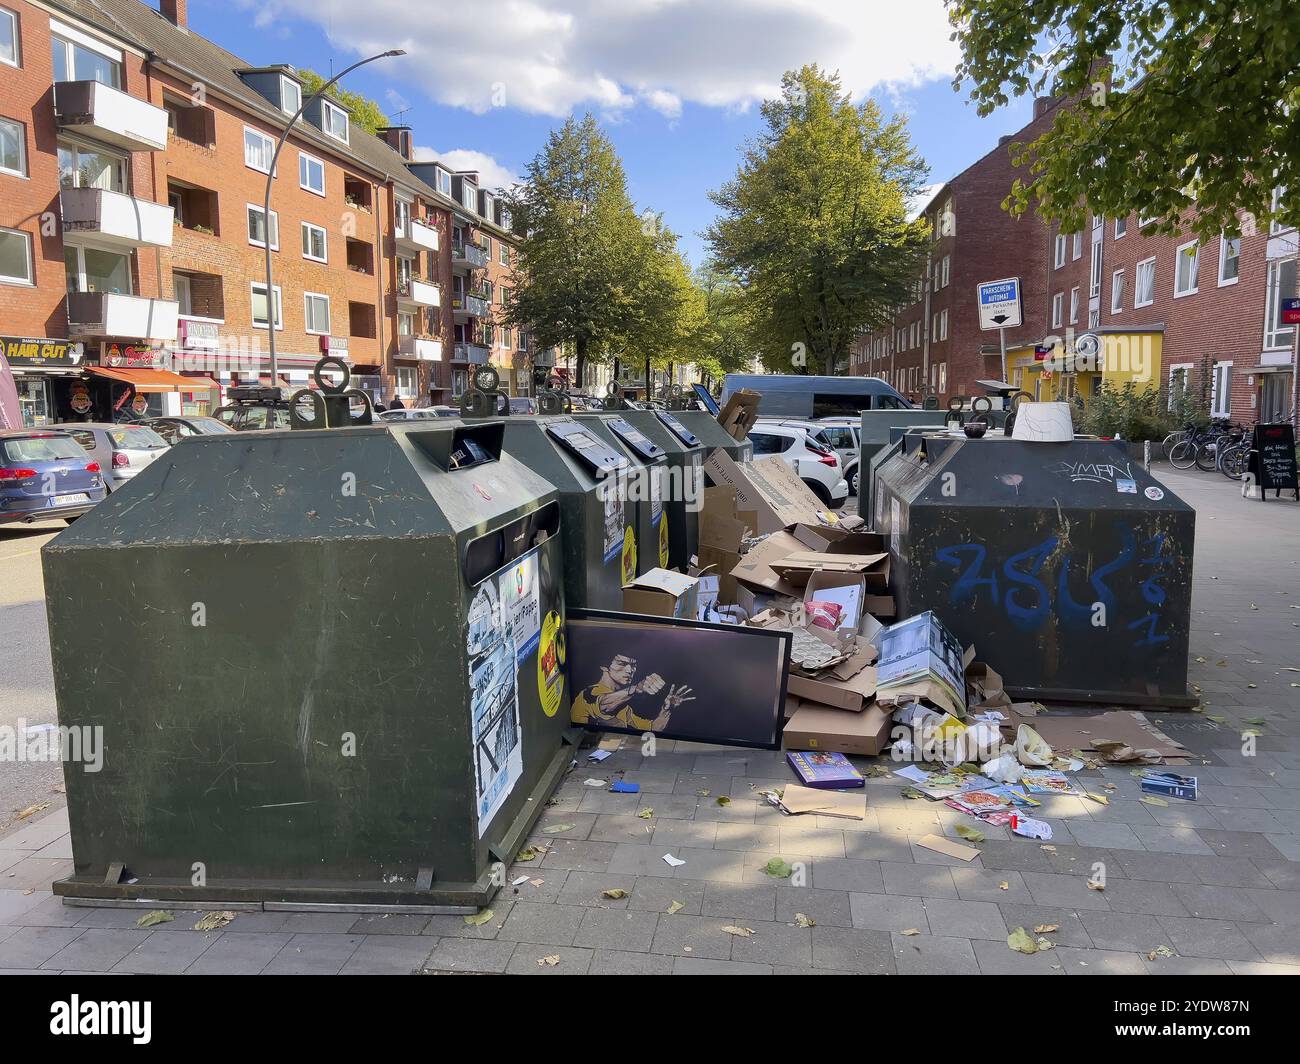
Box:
left=0, top=0, right=529, bottom=427
left=852, top=99, right=1297, bottom=426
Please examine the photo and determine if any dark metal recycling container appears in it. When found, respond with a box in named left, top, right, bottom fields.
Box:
left=874, top=434, right=1196, bottom=707
left=613, top=410, right=703, bottom=572
left=492, top=415, right=637, bottom=608
left=858, top=410, right=949, bottom=518
left=43, top=421, right=577, bottom=911
left=672, top=410, right=754, bottom=465
left=574, top=412, right=671, bottom=573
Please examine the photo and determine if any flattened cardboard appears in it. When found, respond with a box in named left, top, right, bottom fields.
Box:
left=792, top=524, right=886, bottom=555
left=623, top=568, right=700, bottom=619
left=787, top=665, right=878, bottom=712
left=783, top=702, right=891, bottom=756
left=703, top=451, right=825, bottom=533
left=771, top=552, right=891, bottom=592
left=916, top=834, right=980, bottom=862
left=864, top=594, right=896, bottom=619
left=781, top=783, right=867, bottom=819
left=730, top=530, right=805, bottom=597
left=1029, top=711, right=1188, bottom=760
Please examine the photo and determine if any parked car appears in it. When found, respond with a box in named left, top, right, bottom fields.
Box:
left=63, top=423, right=169, bottom=492
left=378, top=408, right=444, bottom=422
left=800, top=417, right=863, bottom=495
left=141, top=416, right=235, bottom=444
left=0, top=429, right=107, bottom=524
left=213, top=386, right=293, bottom=431
left=509, top=397, right=538, bottom=415
left=747, top=421, right=849, bottom=505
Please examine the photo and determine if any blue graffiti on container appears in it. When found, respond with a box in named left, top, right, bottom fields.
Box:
left=934, top=525, right=1171, bottom=647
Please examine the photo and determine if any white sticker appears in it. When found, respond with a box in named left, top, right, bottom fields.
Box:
left=1144, top=485, right=1165, bottom=501
left=468, top=574, right=523, bottom=837
left=500, top=548, right=541, bottom=664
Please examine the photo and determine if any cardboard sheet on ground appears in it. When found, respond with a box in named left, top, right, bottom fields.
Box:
left=916, top=834, right=980, bottom=861
left=781, top=783, right=867, bottom=819
left=1027, top=711, right=1188, bottom=761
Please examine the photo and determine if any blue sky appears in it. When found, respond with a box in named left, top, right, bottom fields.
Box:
left=199, top=1, right=1034, bottom=267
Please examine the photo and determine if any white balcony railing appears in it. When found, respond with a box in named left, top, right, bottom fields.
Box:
left=66, top=292, right=179, bottom=341
left=397, top=278, right=440, bottom=308
left=60, top=187, right=174, bottom=249
left=410, top=219, right=439, bottom=252
left=54, top=80, right=169, bottom=152
left=398, top=336, right=442, bottom=361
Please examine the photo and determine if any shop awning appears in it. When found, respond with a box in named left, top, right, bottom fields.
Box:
left=88, top=367, right=219, bottom=393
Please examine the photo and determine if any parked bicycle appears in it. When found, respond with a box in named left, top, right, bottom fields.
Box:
left=1167, top=418, right=1234, bottom=470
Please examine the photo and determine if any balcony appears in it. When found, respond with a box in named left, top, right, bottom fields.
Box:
left=66, top=292, right=179, bottom=341
left=397, top=218, right=440, bottom=254
left=452, top=293, right=491, bottom=318
left=451, top=243, right=489, bottom=270
left=452, top=342, right=490, bottom=364
left=533, top=347, right=557, bottom=367
left=397, top=278, right=440, bottom=308
left=399, top=336, right=443, bottom=361
left=60, top=187, right=174, bottom=250
left=54, top=80, right=169, bottom=152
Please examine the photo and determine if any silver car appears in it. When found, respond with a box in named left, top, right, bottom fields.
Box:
left=64, top=423, right=170, bottom=492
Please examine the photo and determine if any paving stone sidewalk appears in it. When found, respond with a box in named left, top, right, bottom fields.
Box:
left=1, top=467, right=1297, bottom=975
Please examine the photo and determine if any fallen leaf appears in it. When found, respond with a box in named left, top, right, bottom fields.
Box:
left=12, top=803, right=47, bottom=821
left=721, top=925, right=755, bottom=937
left=463, top=909, right=495, bottom=926
left=900, top=928, right=921, bottom=936
left=137, top=910, right=174, bottom=928
left=537, top=955, right=560, bottom=967
left=1087, top=879, right=1105, bottom=892
left=998, top=882, right=1010, bottom=891
left=1034, top=924, right=1059, bottom=934
left=1007, top=927, right=1038, bottom=954
left=1084, top=791, right=1109, bottom=805
left=1244, top=717, right=1267, bottom=725
left=666, top=900, right=685, bottom=915
left=1039, top=844, right=1057, bottom=853
left=695, top=789, right=711, bottom=797
left=636, top=808, right=654, bottom=819
left=1242, top=728, right=1262, bottom=738
left=193, top=911, right=236, bottom=931
left=601, top=888, right=628, bottom=900
left=1206, top=714, right=1227, bottom=724
left=1036, top=938, right=1055, bottom=951
left=516, top=846, right=540, bottom=862
left=794, top=913, right=816, bottom=928
left=541, top=823, right=575, bottom=834
left=762, top=858, right=794, bottom=879
left=954, top=824, right=985, bottom=843
left=900, top=787, right=925, bottom=800
left=864, top=765, right=891, bottom=778
left=715, top=796, right=731, bottom=807
left=1148, top=944, right=1175, bottom=961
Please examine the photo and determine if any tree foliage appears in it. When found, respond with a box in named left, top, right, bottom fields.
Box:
left=947, top=0, right=1300, bottom=239
left=692, top=264, right=754, bottom=386
left=706, top=65, right=931, bottom=376
left=298, top=69, right=390, bottom=135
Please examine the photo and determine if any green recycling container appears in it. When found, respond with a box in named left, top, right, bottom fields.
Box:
left=671, top=410, right=754, bottom=466
left=43, top=421, right=575, bottom=910
left=604, top=410, right=703, bottom=572
left=573, top=412, right=670, bottom=574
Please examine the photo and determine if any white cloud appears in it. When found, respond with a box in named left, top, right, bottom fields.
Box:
left=249, top=0, right=960, bottom=118
left=413, top=147, right=522, bottom=192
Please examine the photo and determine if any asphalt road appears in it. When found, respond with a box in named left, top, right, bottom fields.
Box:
left=0, top=519, right=69, bottom=828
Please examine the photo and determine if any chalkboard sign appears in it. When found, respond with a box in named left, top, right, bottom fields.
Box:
left=1249, top=423, right=1299, bottom=501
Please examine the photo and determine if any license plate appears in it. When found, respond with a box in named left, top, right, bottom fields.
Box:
left=53, top=494, right=88, bottom=506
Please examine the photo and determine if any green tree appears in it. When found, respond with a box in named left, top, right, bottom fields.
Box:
left=502, top=115, right=648, bottom=387
left=693, top=264, right=753, bottom=387
left=298, top=69, right=389, bottom=135
left=947, top=0, right=1300, bottom=238
left=706, top=65, right=931, bottom=376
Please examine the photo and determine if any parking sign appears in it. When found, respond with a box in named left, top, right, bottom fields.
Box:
left=977, top=277, right=1023, bottom=330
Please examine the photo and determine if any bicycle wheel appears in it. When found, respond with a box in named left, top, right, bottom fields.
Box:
left=1161, top=431, right=1186, bottom=460
left=1194, top=439, right=1221, bottom=472
left=1220, top=443, right=1248, bottom=481
left=1168, top=438, right=1198, bottom=469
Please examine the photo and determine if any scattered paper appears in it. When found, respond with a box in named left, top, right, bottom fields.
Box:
left=1010, top=816, right=1053, bottom=841
left=666, top=900, right=685, bottom=915
left=512, top=875, right=530, bottom=887
left=588, top=750, right=614, bottom=763
left=583, top=778, right=607, bottom=788
left=893, top=765, right=931, bottom=784
left=662, top=853, right=686, bottom=867
left=780, top=783, right=866, bottom=819
left=721, top=925, right=755, bottom=937
left=193, top=911, right=237, bottom=931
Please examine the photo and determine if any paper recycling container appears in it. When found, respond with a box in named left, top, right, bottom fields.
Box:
left=575, top=412, right=671, bottom=573
left=489, top=415, right=639, bottom=608
left=43, top=421, right=575, bottom=910
left=608, top=410, right=704, bottom=572
left=858, top=409, right=949, bottom=518
left=873, top=433, right=1195, bottom=707
left=671, top=409, right=754, bottom=465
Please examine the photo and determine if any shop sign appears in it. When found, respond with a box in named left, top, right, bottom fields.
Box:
left=69, top=381, right=93, bottom=415
left=179, top=320, right=220, bottom=350
left=1, top=336, right=83, bottom=368
left=102, top=343, right=166, bottom=369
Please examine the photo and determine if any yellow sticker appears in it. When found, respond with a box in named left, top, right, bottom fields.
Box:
left=657, top=518, right=669, bottom=567
left=537, top=610, right=565, bottom=718
left=621, top=525, right=637, bottom=584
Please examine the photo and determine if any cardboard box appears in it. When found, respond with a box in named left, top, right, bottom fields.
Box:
left=792, top=523, right=886, bottom=555
left=716, top=389, right=761, bottom=441
left=803, top=569, right=867, bottom=633
left=783, top=702, right=891, bottom=756
left=772, top=551, right=890, bottom=590
left=702, top=451, right=826, bottom=533
left=875, top=611, right=967, bottom=718
left=864, top=594, right=896, bottom=619
left=730, top=530, right=805, bottom=597
left=787, top=664, right=878, bottom=712
left=623, top=568, right=700, bottom=619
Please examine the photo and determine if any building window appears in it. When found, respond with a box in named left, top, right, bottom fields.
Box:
left=280, top=76, right=301, bottom=116
left=941, top=255, right=949, bottom=288
left=1069, top=286, right=1079, bottom=324
left=1264, top=257, right=1297, bottom=349
left=0, top=116, right=25, bottom=177
left=499, top=242, right=509, bottom=267
left=1089, top=235, right=1103, bottom=296
left=246, top=204, right=279, bottom=250
left=58, top=139, right=126, bottom=191
left=394, top=198, right=410, bottom=238
left=1088, top=308, right=1099, bottom=329
left=64, top=244, right=129, bottom=293
left=301, top=222, right=327, bottom=263
left=0, top=6, right=18, bottom=68
left=1135, top=257, right=1156, bottom=307
left=460, top=182, right=476, bottom=211
left=482, top=192, right=495, bottom=219
left=436, top=168, right=451, bottom=196
left=1051, top=292, right=1063, bottom=327
left=938, top=308, right=948, bottom=341
left=1072, top=232, right=1082, bottom=260
left=398, top=311, right=414, bottom=336
left=1174, top=240, right=1199, bottom=297
left=299, top=152, right=325, bottom=196
left=321, top=99, right=349, bottom=144
left=1270, top=186, right=1290, bottom=235
left=0, top=226, right=33, bottom=285
left=303, top=292, right=330, bottom=334
left=1166, top=363, right=1192, bottom=410
left=1114, top=217, right=1127, bottom=238
left=396, top=366, right=417, bottom=398
left=50, top=28, right=120, bottom=87
left=1218, top=235, right=1240, bottom=286
left=250, top=282, right=282, bottom=329
left=243, top=127, right=275, bottom=174
left=1211, top=361, right=1232, bottom=418
left=1111, top=269, right=1125, bottom=314
left=1054, top=234, right=1066, bottom=269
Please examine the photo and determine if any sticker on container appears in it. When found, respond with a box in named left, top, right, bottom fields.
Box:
left=1144, top=485, right=1165, bottom=501
left=620, top=525, right=637, bottom=584
left=467, top=572, right=522, bottom=837
left=890, top=498, right=901, bottom=558
left=500, top=547, right=541, bottom=664
left=602, top=483, right=625, bottom=563
left=538, top=610, right=566, bottom=718
left=649, top=464, right=663, bottom=526
left=658, top=516, right=669, bottom=567
left=1116, top=478, right=1136, bottom=494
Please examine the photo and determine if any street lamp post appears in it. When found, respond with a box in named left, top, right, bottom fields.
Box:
left=262, top=49, right=405, bottom=385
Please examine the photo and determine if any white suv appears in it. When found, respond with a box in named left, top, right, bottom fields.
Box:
left=749, top=421, right=850, bottom=506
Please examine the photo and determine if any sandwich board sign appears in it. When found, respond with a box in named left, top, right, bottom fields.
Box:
left=977, top=277, right=1023, bottom=330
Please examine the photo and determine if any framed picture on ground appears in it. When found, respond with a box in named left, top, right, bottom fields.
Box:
left=566, top=609, right=791, bottom=750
